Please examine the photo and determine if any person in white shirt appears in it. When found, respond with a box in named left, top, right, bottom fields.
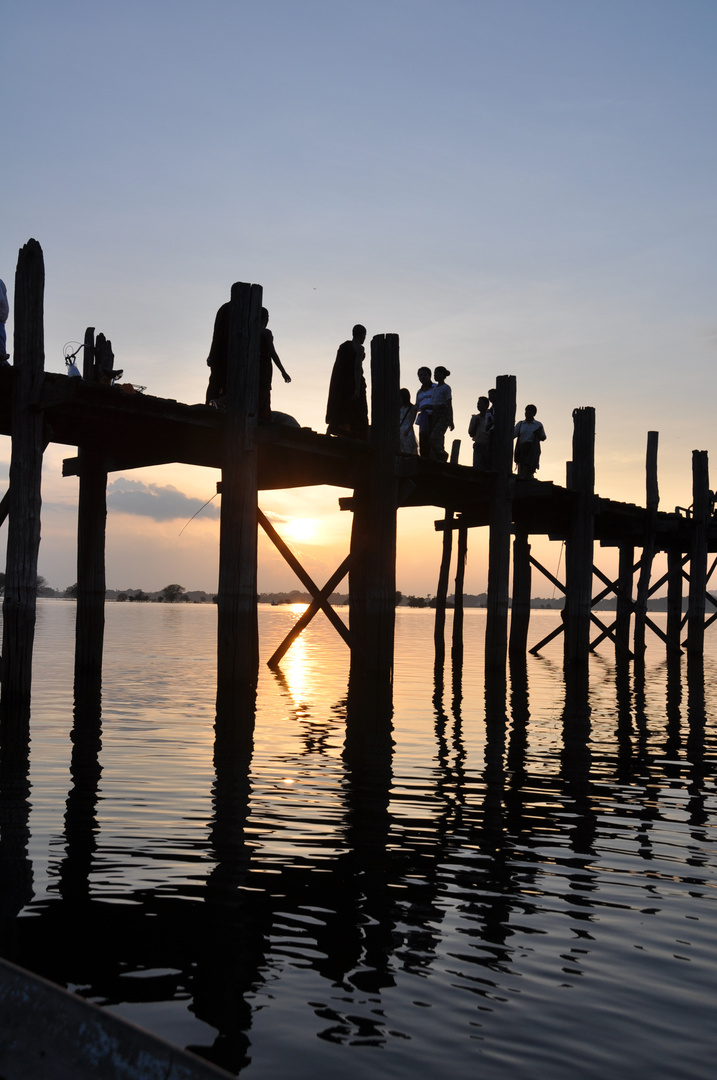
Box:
left=513, top=404, right=546, bottom=479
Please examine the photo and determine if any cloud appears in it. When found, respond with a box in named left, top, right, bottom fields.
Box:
left=107, top=477, right=220, bottom=522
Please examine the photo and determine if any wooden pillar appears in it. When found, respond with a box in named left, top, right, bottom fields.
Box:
left=686, top=449, right=709, bottom=658
left=666, top=546, right=683, bottom=656
left=1, top=240, right=45, bottom=719
left=216, top=282, right=262, bottom=716
left=74, top=328, right=107, bottom=694
left=485, top=374, right=516, bottom=675
left=509, top=526, right=531, bottom=658
left=634, top=432, right=658, bottom=665
left=434, top=442, right=461, bottom=670
left=615, top=542, right=634, bottom=656
left=563, top=407, right=595, bottom=667
left=451, top=523, right=468, bottom=667
left=348, top=334, right=399, bottom=697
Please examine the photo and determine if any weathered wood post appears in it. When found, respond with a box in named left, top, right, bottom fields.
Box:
left=451, top=522, right=468, bottom=668
left=74, top=327, right=107, bottom=697
left=509, top=526, right=531, bottom=658
left=434, top=442, right=460, bottom=671
left=485, top=375, right=516, bottom=677
left=563, top=407, right=595, bottom=668
left=634, top=432, right=658, bottom=667
left=686, top=449, right=709, bottom=658
left=666, top=546, right=683, bottom=656
left=347, top=334, right=399, bottom=715
left=216, top=283, right=263, bottom=719
left=615, top=543, right=634, bottom=657
left=1, top=240, right=45, bottom=719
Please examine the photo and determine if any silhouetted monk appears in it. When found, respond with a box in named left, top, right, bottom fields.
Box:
left=205, top=302, right=290, bottom=415
left=326, top=324, right=368, bottom=440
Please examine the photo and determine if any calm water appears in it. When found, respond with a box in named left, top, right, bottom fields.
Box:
left=1, top=601, right=716, bottom=1079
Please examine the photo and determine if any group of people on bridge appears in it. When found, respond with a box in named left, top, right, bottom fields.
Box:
left=203, top=305, right=546, bottom=478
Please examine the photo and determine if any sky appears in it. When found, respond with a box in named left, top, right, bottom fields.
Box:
left=3, top=0, right=716, bottom=596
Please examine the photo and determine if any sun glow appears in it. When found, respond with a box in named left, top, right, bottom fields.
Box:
left=283, top=518, right=318, bottom=543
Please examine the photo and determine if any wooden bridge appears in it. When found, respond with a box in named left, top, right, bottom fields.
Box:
left=1, top=240, right=715, bottom=729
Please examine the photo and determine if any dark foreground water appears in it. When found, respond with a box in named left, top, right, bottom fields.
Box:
left=1, top=601, right=716, bottom=1078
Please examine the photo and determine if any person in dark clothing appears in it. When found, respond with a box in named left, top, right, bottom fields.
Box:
left=259, top=307, right=291, bottom=419
left=326, top=324, right=368, bottom=440
left=205, top=302, right=290, bottom=414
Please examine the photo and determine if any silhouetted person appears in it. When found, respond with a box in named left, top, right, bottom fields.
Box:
left=399, top=388, right=418, bottom=454
left=205, top=301, right=229, bottom=404
left=0, top=279, right=9, bottom=362
left=430, top=366, right=454, bottom=462
left=513, top=404, right=546, bottom=478
left=415, top=366, right=435, bottom=457
left=468, top=395, right=490, bottom=469
left=205, top=302, right=290, bottom=414
left=259, top=307, right=291, bottom=419
left=326, top=324, right=368, bottom=440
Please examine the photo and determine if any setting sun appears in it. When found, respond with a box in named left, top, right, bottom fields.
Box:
left=283, top=518, right=318, bottom=543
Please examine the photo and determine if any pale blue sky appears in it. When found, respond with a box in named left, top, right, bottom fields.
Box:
left=3, top=1, right=716, bottom=593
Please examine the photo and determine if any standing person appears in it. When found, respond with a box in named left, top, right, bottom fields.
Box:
left=513, top=404, right=546, bottom=479
left=430, top=366, right=454, bottom=462
left=399, top=388, right=418, bottom=454
left=326, top=324, right=368, bottom=440
left=259, top=307, right=291, bottom=420
left=468, top=395, right=491, bottom=469
left=415, top=366, right=435, bottom=458
left=0, top=279, right=9, bottom=362
left=205, top=300, right=290, bottom=411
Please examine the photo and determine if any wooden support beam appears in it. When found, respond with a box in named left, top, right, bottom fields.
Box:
left=451, top=523, right=468, bottom=667
left=348, top=333, right=399, bottom=687
left=615, top=542, right=634, bottom=655
left=74, top=328, right=107, bottom=693
left=667, top=548, right=685, bottom=655
left=1, top=240, right=45, bottom=720
left=529, top=553, right=565, bottom=595
left=259, top=509, right=352, bottom=663
left=634, top=432, right=659, bottom=665
left=509, top=527, right=531, bottom=658
left=216, top=282, right=262, bottom=716
left=563, top=407, right=595, bottom=667
left=267, top=552, right=353, bottom=667
left=686, top=449, right=709, bottom=656
left=485, top=374, right=516, bottom=677
left=434, top=442, right=461, bottom=669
